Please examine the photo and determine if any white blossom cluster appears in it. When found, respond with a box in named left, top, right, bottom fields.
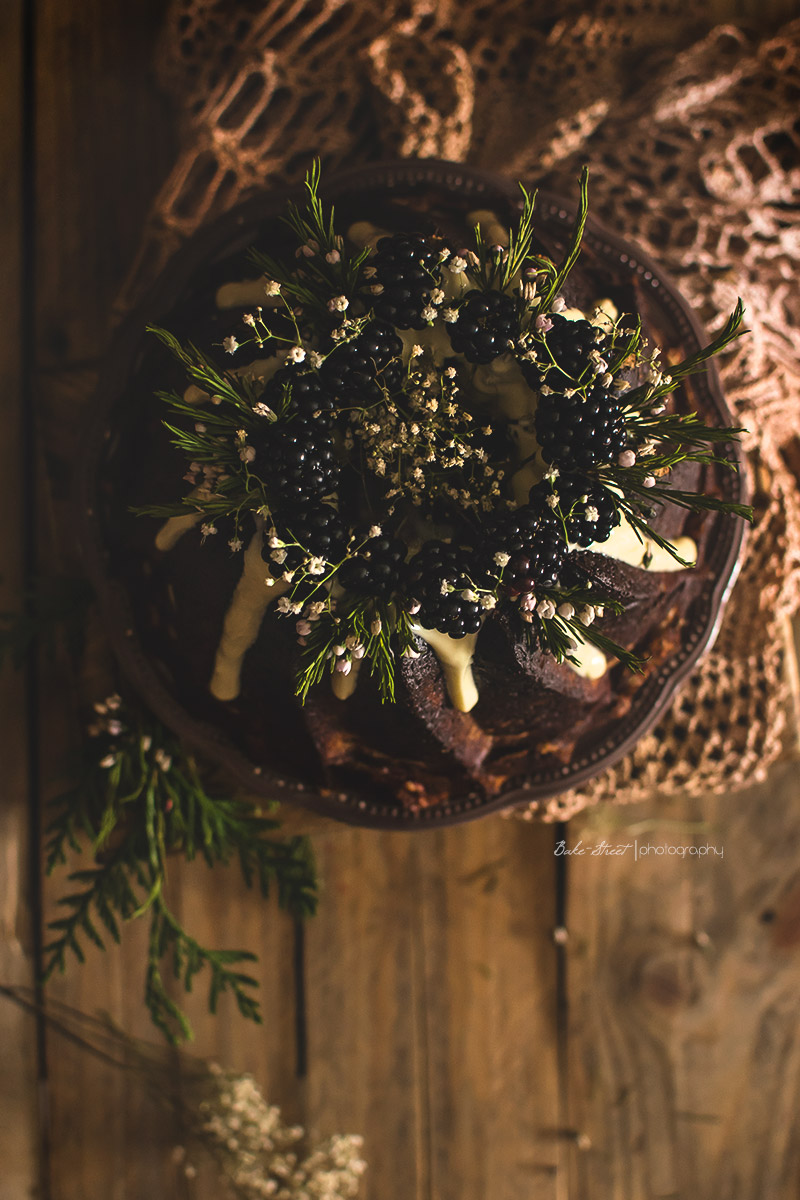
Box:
left=180, top=1066, right=366, bottom=1200
left=345, top=358, right=503, bottom=515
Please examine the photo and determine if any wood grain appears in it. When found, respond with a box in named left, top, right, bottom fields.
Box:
left=564, top=762, right=800, bottom=1199
left=0, top=3, right=40, bottom=1198
left=303, top=819, right=563, bottom=1200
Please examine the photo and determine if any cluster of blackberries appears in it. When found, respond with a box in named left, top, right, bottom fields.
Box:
left=530, top=473, right=620, bottom=547
left=337, top=529, right=408, bottom=599
left=370, top=234, right=442, bottom=330
left=534, top=381, right=627, bottom=470
left=406, top=542, right=484, bottom=638
left=448, top=289, right=519, bottom=364
left=262, top=502, right=348, bottom=578
left=520, top=315, right=629, bottom=470
left=322, top=321, right=404, bottom=403
left=252, top=369, right=340, bottom=509
left=481, top=504, right=567, bottom=593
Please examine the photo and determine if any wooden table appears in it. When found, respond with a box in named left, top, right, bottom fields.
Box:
left=3, top=3, right=800, bottom=1198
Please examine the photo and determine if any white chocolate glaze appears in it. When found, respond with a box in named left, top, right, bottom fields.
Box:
left=586, top=523, right=697, bottom=571
left=215, top=277, right=283, bottom=309
left=209, top=520, right=291, bottom=701
left=567, top=638, right=607, bottom=680
left=411, top=625, right=479, bottom=712
left=332, top=655, right=363, bottom=700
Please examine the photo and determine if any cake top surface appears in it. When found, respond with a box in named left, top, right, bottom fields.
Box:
left=83, top=161, right=750, bottom=826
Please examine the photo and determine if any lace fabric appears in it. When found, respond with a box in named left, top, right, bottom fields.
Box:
left=122, top=1, right=800, bottom=819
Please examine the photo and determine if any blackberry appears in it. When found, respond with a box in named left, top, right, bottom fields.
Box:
left=370, top=234, right=441, bottom=330
left=261, top=368, right=336, bottom=427
left=337, top=529, right=408, bottom=598
left=406, top=542, right=483, bottom=638
left=522, top=313, right=610, bottom=391
left=448, top=289, right=519, bottom=364
left=322, top=321, right=404, bottom=402
left=530, top=473, right=620, bottom=547
left=534, top=379, right=627, bottom=470
left=254, top=414, right=340, bottom=509
left=263, top=503, right=348, bottom=577
left=481, top=504, right=567, bottom=593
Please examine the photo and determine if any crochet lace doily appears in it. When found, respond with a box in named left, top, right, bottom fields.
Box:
left=120, top=1, right=800, bottom=820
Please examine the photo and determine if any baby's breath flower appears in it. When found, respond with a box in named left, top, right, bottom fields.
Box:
left=222, top=335, right=239, bottom=354
left=287, top=346, right=306, bottom=364
left=493, top=551, right=510, bottom=567
left=446, top=256, right=468, bottom=274
left=264, top=279, right=281, bottom=296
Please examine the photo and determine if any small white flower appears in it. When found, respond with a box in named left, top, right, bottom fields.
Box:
left=200, top=523, right=217, bottom=538
left=444, top=366, right=457, bottom=378
left=264, top=279, right=281, bottom=296
left=239, top=445, right=256, bottom=463
left=222, top=335, right=239, bottom=354
left=480, top=594, right=497, bottom=610
left=551, top=296, right=566, bottom=313
left=370, top=618, right=382, bottom=636
left=332, top=644, right=346, bottom=657
left=154, top=748, right=172, bottom=772
left=442, top=307, right=459, bottom=323
left=228, top=537, right=243, bottom=552
left=352, top=643, right=366, bottom=659
left=642, top=474, right=656, bottom=488
left=252, top=402, right=273, bottom=418
left=521, top=281, right=538, bottom=303
left=461, top=589, right=477, bottom=602
left=420, top=305, right=437, bottom=322
left=271, top=548, right=288, bottom=564
left=411, top=344, right=424, bottom=358
left=99, top=754, right=117, bottom=769
left=537, top=599, right=556, bottom=619
left=307, top=556, right=326, bottom=575
left=335, top=657, right=352, bottom=675
left=544, top=465, right=560, bottom=482
left=578, top=604, right=596, bottom=626
left=557, top=602, right=575, bottom=620
left=617, top=449, right=636, bottom=468
left=585, top=505, right=599, bottom=523
left=440, top=579, right=452, bottom=596
left=545, top=492, right=560, bottom=509
left=242, top=312, right=255, bottom=327
left=327, top=295, right=349, bottom=312
left=277, top=596, right=293, bottom=613
left=447, top=255, right=468, bottom=274
left=287, top=346, right=306, bottom=364
left=107, top=719, right=123, bottom=736
left=368, top=524, right=382, bottom=538
left=407, top=601, right=421, bottom=615
left=325, top=249, right=341, bottom=264
left=600, top=372, right=614, bottom=387
left=430, top=288, right=445, bottom=305
left=519, top=592, right=537, bottom=612
left=309, top=350, right=324, bottom=368
left=493, top=551, right=510, bottom=568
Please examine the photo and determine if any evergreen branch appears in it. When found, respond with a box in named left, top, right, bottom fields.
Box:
left=44, top=694, right=319, bottom=1043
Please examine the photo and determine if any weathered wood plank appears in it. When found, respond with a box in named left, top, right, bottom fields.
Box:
left=0, top=2, right=40, bottom=1198
left=564, top=759, right=800, bottom=1199
left=417, top=819, right=563, bottom=1200
left=303, top=819, right=562, bottom=1200
left=34, top=0, right=176, bottom=371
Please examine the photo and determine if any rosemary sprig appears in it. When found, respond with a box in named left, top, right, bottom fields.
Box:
left=540, top=165, right=589, bottom=309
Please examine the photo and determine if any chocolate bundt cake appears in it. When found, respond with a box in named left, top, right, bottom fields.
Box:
left=83, top=162, right=748, bottom=826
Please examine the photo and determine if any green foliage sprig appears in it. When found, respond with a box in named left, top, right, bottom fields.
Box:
left=44, top=694, right=317, bottom=1044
